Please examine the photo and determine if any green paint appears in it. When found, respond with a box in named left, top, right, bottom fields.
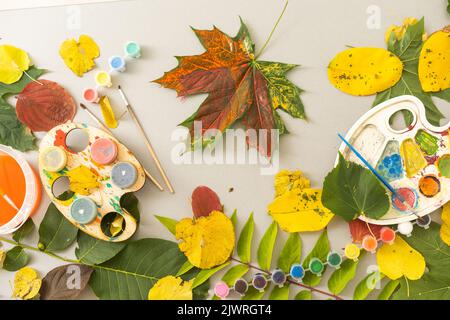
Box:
left=327, top=252, right=342, bottom=267
left=438, top=154, right=450, bottom=177
left=415, top=130, right=439, bottom=155
left=309, top=258, right=324, bottom=275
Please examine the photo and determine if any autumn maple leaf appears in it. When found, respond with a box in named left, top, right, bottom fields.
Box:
left=153, top=18, right=305, bottom=156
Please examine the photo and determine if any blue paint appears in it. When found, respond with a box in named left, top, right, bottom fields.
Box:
left=290, top=264, right=305, bottom=279
left=109, top=56, right=126, bottom=71
left=111, top=162, right=137, bottom=189
left=70, top=198, right=98, bottom=224
left=271, top=269, right=286, bottom=286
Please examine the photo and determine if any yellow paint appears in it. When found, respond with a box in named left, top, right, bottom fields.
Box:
left=344, top=243, right=361, bottom=261
left=400, top=139, right=427, bottom=177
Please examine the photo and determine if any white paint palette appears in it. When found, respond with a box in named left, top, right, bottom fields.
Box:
left=337, top=95, right=450, bottom=225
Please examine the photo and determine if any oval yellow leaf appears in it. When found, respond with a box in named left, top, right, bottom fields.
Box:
left=13, top=267, right=42, bottom=300
left=0, top=45, right=31, bottom=84
left=268, top=188, right=334, bottom=233
left=440, top=202, right=450, bottom=246
left=328, top=47, right=403, bottom=96
left=176, top=211, right=235, bottom=269
left=376, top=236, right=425, bottom=280
left=59, top=35, right=100, bottom=77
left=148, top=276, right=193, bottom=300
left=419, top=26, right=450, bottom=92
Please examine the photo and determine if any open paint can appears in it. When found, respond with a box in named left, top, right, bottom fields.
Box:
left=0, top=144, right=41, bottom=234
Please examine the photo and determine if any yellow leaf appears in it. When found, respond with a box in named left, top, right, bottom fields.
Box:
left=12, top=267, right=42, bottom=300
left=0, top=249, right=5, bottom=268
left=110, top=215, right=124, bottom=237
left=0, top=45, right=31, bottom=84
left=385, top=17, right=418, bottom=43
left=419, top=26, right=450, bottom=92
left=99, top=96, right=118, bottom=129
left=328, top=47, right=403, bottom=96
left=376, top=236, right=426, bottom=280
left=274, top=170, right=310, bottom=197
left=268, top=188, right=334, bottom=232
left=176, top=211, right=235, bottom=269
left=59, top=35, right=100, bottom=77
left=66, top=165, right=100, bottom=195
left=148, top=276, right=193, bottom=300
left=440, top=202, right=450, bottom=246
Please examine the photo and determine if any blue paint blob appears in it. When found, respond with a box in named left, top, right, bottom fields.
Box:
left=290, top=264, right=305, bottom=280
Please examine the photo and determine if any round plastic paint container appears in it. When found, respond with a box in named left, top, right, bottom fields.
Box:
left=124, top=41, right=141, bottom=58
left=83, top=88, right=100, bottom=103
left=109, top=56, right=126, bottom=72
left=0, top=145, right=41, bottom=234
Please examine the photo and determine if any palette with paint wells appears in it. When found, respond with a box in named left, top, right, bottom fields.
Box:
left=39, top=123, right=145, bottom=242
left=338, top=95, right=450, bottom=225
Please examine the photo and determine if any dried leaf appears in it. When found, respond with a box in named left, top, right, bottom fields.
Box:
left=16, top=79, right=77, bottom=132
left=268, top=188, right=334, bottom=232
left=274, top=169, right=310, bottom=197
left=99, top=96, right=118, bottom=129
left=419, top=25, right=450, bottom=92
left=176, top=211, right=235, bottom=269
left=191, top=186, right=222, bottom=218
left=328, top=47, right=403, bottom=96
left=348, top=219, right=383, bottom=244
left=376, top=236, right=426, bottom=280
left=12, top=267, right=41, bottom=300
left=441, top=202, right=450, bottom=246
left=148, top=276, right=193, bottom=300
left=59, top=35, right=100, bottom=77
left=0, top=45, right=30, bottom=84
left=66, top=165, right=100, bottom=195
left=40, top=264, right=93, bottom=300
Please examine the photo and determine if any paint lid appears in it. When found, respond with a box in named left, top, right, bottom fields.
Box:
left=91, top=138, right=118, bottom=165
left=40, top=146, right=67, bottom=172
left=111, top=162, right=137, bottom=189
left=70, top=197, right=98, bottom=224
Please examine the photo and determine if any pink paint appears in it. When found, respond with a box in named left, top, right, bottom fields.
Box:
left=361, top=235, right=378, bottom=252
left=90, top=138, right=118, bottom=165
left=380, top=227, right=396, bottom=244
left=83, top=88, right=100, bottom=103
left=214, top=281, right=230, bottom=299
left=392, top=188, right=417, bottom=212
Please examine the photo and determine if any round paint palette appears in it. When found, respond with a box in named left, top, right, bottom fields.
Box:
left=39, top=123, right=146, bottom=242
left=337, top=95, right=450, bottom=225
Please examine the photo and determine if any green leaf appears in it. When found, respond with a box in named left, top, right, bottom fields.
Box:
left=89, top=238, right=187, bottom=300
left=302, top=229, right=330, bottom=286
left=433, top=88, right=450, bottom=103
left=3, top=246, right=29, bottom=271
left=75, top=232, right=126, bottom=265
left=257, top=222, right=278, bottom=270
left=230, top=209, right=237, bottom=229
left=353, top=271, right=384, bottom=300
left=391, top=222, right=450, bottom=300
left=0, top=66, right=45, bottom=97
left=242, top=286, right=266, bottom=300
left=295, top=290, right=312, bottom=300
left=277, top=233, right=302, bottom=273
left=154, top=215, right=178, bottom=235
left=12, top=219, right=35, bottom=243
left=322, top=153, right=390, bottom=221
left=38, top=203, right=78, bottom=252
left=448, top=0, right=450, bottom=14
left=237, top=212, right=254, bottom=263
left=176, top=260, right=195, bottom=277
left=192, top=262, right=230, bottom=289
left=221, top=264, right=250, bottom=286
left=120, top=193, right=140, bottom=222
left=374, top=18, right=444, bottom=126
left=378, top=279, right=400, bottom=300
left=269, top=285, right=289, bottom=300
left=328, top=252, right=364, bottom=295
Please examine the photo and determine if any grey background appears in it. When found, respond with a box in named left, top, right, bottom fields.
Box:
left=0, top=0, right=448, bottom=300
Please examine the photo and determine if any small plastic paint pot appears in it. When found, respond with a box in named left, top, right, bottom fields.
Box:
left=252, top=274, right=267, bottom=292
left=270, top=269, right=286, bottom=287
left=289, top=264, right=305, bottom=280
left=39, top=146, right=67, bottom=172
left=95, top=71, right=112, bottom=87
left=124, top=41, right=141, bottom=58
left=233, top=278, right=248, bottom=296
left=397, top=221, right=414, bottom=237
left=91, top=138, right=118, bottom=165
left=111, top=162, right=137, bottom=189
left=308, top=258, right=324, bottom=276
left=380, top=227, right=396, bottom=244
left=344, top=243, right=360, bottom=261
left=392, top=188, right=417, bottom=213
left=418, top=175, right=440, bottom=198
left=109, top=55, right=126, bottom=72
left=416, top=215, right=431, bottom=229
left=327, top=252, right=343, bottom=269
left=361, top=235, right=378, bottom=253
left=70, top=198, right=98, bottom=224
left=214, top=281, right=229, bottom=299
left=83, top=88, right=100, bottom=103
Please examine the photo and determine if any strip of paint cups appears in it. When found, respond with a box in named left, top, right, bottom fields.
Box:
left=124, top=41, right=141, bottom=58
left=109, top=55, right=126, bottom=72
left=95, top=71, right=112, bottom=87
left=83, top=88, right=100, bottom=103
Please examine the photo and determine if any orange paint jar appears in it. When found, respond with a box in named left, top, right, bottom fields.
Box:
left=0, top=145, right=41, bottom=234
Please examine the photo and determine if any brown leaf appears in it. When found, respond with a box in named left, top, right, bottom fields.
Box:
left=191, top=186, right=222, bottom=218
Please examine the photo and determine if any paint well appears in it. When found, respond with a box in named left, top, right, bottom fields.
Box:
left=376, top=140, right=403, bottom=182
left=438, top=154, right=450, bottom=177
left=400, top=139, right=427, bottom=177
left=418, top=175, right=440, bottom=197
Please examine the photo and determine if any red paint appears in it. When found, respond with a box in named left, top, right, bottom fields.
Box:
left=362, top=235, right=378, bottom=252
left=380, top=227, right=396, bottom=244
left=392, top=188, right=416, bottom=212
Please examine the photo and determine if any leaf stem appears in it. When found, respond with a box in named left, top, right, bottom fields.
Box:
left=230, top=257, right=343, bottom=300
left=23, top=71, right=44, bottom=85
left=255, top=0, right=289, bottom=60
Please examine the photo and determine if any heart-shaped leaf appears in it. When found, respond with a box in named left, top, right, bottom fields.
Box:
left=0, top=45, right=30, bottom=85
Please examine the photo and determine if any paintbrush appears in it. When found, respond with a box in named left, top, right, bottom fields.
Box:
left=0, top=186, right=19, bottom=211
left=80, top=103, right=164, bottom=192
left=337, top=133, right=420, bottom=216
left=117, top=85, right=175, bottom=194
